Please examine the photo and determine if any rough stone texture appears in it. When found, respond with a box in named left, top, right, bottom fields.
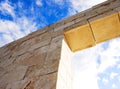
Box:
left=0, top=27, right=63, bottom=89
left=0, top=0, right=120, bottom=89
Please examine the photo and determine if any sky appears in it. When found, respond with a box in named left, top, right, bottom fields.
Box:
left=73, top=38, right=120, bottom=89
left=0, top=0, right=107, bottom=47
left=1, top=0, right=120, bottom=89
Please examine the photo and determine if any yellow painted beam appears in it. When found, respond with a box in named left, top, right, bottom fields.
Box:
left=118, top=11, right=120, bottom=19
left=64, top=24, right=95, bottom=52
left=64, top=12, right=120, bottom=52
left=90, top=13, right=120, bottom=43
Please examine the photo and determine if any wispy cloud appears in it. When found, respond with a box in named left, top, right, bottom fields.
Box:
left=110, top=72, right=118, bottom=79
left=36, top=0, right=43, bottom=6
left=0, top=16, right=38, bottom=47
left=0, top=0, right=15, bottom=18
left=17, top=1, right=23, bottom=9
left=0, top=1, right=39, bottom=47
left=102, top=78, right=109, bottom=84
left=112, top=84, right=117, bottom=88
left=73, top=37, right=120, bottom=89
left=67, top=0, right=107, bottom=15
left=54, top=0, right=64, bottom=5
left=0, top=20, right=20, bottom=46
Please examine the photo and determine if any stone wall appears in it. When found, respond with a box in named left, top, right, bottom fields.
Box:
left=0, top=26, right=64, bottom=89
left=0, top=0, right=120, bottom=89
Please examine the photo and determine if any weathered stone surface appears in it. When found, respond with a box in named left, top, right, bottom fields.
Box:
left=6, top=78, right=30, bottom=89
left=64, top=20, right=88, bottom=31
left=92, top=1, right=110, bottom=9
left=28, top=38, right=51, bottom=51
left=84, top=9, right=98, bottom=19
left=54, top=21, right=64, bottom=31
left=64, top=15, right=78, bottom=24
left=89, top=10, right=116, bottom=22
left=19, top=53, right=46, bottom=66
left=0, top=57, right=15, bottom=67
left=52, top=30, right=64, bottom=38
left=0, top=66, right=28, bottom=87
left=95, top=5, right=112, bottom=14
left=110, top=0, right=120, bottom=9
left=45, top=36, right=63, bottom=67
left=34, top=72, right=57, bottom=89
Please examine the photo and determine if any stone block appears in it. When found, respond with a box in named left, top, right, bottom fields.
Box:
left=45, top=48, right=61, bottom=67
left=77, top=12, right=85, bottom=18
left=34, top=72, right=57, bottom=89
left=0, top=66, right=28, bottom=86
left=12, top=38, right=35, bottom=56
left=29, top=38, right=51, bottom=51
left=35, top=30, right=53, bottom=43
left=20, top=53, right=46, bottom=67
left=54, top=20, right=64, bottom=31
left=64, top=21, right=75, bottom=28
left=75, top=16, right=86, bottom=23
left=29, top=26, right=48, bottom=38
left=0, top=67, right=6, bottom=78
left=6, top=78, right=29, bottom=89
left=34, top=45, right=49, bottom=53
left=89, top=11, right=116, bottom=22
left=25, top=61, right=58, bottom=78
left=64, top=20, right=88, bottom=32
left=95, top=5, right=112, bottom=14
left=85, top=9, right=98, bottom=19
left=50, top=35, right=63, bottom=50
left=64, top=15, right=78, bottom=24
left=0, top=57, right=15, bottom=67
left=110, top=0, right=120, bottom=9
left=92, top=0, right=111, bottom=9
left=54, top=25, right=65, bottom=31
left=115, top=7, right=120, bottom=12
left=52, top=30, right=64, bottom=38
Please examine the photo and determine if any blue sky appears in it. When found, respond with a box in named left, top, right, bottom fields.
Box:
left=0, top=0, right=107, bottom=47
left=1, top=0, right=120, bottom=89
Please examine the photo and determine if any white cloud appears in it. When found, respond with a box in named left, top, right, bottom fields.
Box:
left=0, top=17, right=38, bottom=47
left=68, top=0, right=107, bottom=15
left=110, top=72, right=118, bottom=79
left=0, top=0, right=48, bottom=47
left=0, top=0, right=15, bottom=17
left=102, top=78, right=108, bottom=84
left=0, top=20, right=23, bottom=47
left=36, top=0, right=43, bottom=6
left=73, top=44, right=103, bottom=89
left=117, top=64, right=120, bottom=69
left=73, top=37, right=120, bottom=89
left=16, top=16, right=37, bottom=35
left=54, top=0, right=64, bottom=5
left=112, top=84, right=117, bottom=88
left=17, top=1, right=23, bottom=8
left=118, top=76, right=120, bottom=82
left=98, top=38, right=120, bottom=73
left=0, top=0, right=39, bottom=47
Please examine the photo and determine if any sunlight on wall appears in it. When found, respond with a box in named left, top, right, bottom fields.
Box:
left=56, top=39, right=74, bottom=89
left=73, top=37, right=120, bottom=89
